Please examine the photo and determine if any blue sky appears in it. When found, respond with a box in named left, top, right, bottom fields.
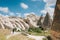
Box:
left=0, top=0, right=56, bottom=18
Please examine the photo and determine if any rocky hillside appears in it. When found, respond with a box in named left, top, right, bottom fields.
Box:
left=0, top=16, right=29, bottom=31
left=0, top=13, right=52, bottom=31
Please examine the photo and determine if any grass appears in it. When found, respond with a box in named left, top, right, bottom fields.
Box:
left=8, top=34, right=34, bottom=40
left=28, top=27, right=51, bottom=36
left=0, top=29, right=34, bottom=40
left=28, top=31, right=50, bottom=36
left=0, top=27, right=51, bottom=40
left=0, top=29, right=11, bottom=40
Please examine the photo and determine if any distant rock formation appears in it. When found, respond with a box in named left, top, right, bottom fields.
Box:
left=51, top=0, right=60, bottom=40
left=0, top=13, right=52, bottom=32
left=43, top=13, right=52, bottom=30
left=24, top=14, right=40, bottom=28
left=0, top=16, right=29, bottom=31
left=37, top=15, right=43, bottom=28
left=0, top=14, right=40, bottom=32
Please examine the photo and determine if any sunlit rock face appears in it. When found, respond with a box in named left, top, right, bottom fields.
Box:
left=0, top=16, right=29, bottom=31
left=0, top=13, right=52, bottom=31
left=24, top=14, right=40, bottom=28
left=0, top=14, right=40, bottom=31
left=24, top=13, right=52, bottom=29
left=51, top=0, right=60, bottom=40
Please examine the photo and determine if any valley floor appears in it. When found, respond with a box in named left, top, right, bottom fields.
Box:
left=0, top=29, right=50, bottom=40
left=0, top=29, right=34, bottom=40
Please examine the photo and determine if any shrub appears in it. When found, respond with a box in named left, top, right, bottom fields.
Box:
left=28, top=27, right=42, bottom=33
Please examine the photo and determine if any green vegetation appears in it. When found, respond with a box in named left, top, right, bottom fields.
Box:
left=28, top=27, right=50, bottom=36
left=28, top=27, right=42, bottom=33
left=0, top=28, right=51, bottom=40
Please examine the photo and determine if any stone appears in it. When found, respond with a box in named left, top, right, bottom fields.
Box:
left=43, top=13, right=52, bottom=30
left=51, top=0, right=60, bottom=40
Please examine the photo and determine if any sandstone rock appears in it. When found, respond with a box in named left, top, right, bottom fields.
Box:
left=24, top=14, right=40, bottom=28
left=51, top=0, right=60, bottom=40
left=0, top=16, right=29, bottom=31
left=43, top=13, right=52, bottom=30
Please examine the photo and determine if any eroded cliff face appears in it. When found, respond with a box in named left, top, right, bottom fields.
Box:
left=0, top=16, right=29, bottom=31
left=51, top=0, right=60, bottom=40
left=24, top=14, right=40, bottom=28
left=0, top=14, right=40, bottom=31
left=0, top=13, right=52, bottom=32
left=43, top=13, right=52, bottom=30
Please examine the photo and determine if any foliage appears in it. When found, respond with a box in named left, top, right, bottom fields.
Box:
left=28, top=27, right=43, bottom=33
left=28, top=27, right=51, bottom=36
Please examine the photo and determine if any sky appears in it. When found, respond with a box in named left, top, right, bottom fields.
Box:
left=0, top=0, right=57, bottom=18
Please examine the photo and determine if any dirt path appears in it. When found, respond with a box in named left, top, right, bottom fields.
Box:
left=6, top=32, right=46, bottom=40
left=27, top=34, right=46, bottom=40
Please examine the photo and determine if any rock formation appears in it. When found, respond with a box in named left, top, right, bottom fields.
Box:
left=0, top=16, right=29, bottom=31
left=37, top=15, right=43, bottom=28
left=51, top=0, right=60, bottom=40
left=24, top=14, right=40, bottom=28
left=0, top=14, right=40, bottom=32
left=43, top=13, right=52, bottom=30
left=0, top=13, right=52, bottom=32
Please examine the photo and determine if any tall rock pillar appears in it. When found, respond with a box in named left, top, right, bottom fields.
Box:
left=51, top=0, right=60, bottom=40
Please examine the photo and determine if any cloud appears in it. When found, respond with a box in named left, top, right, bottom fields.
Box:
left=31, top=0, right=42, bottom=1
left=24, top=12, right=35, bottom=17
left=43, top=0, right=57, bottom=7
left=0, top=13, right=4, bottom=16
left=9, top=12, right=15, bottom=16
left=20, top=3, right=28, bottom=9
left=41, top=7, right=55, bottom=19
left=41, top=10, right=47, bottom=15
left=41, top=7, right=54, bottom=15
left=5, top=15, right=9, bottom=17
left=0, top=7, right=22, bottom=17
left=16, top=13, right=21, bottom=17
left=0, top=7, right=16, bottom=16
left=31, top=0, right=37, bottom=1
left=0, top=7, right=9, bottom=13
left=40, top=0, right=56, bottom=19
left=0, top=13, right=8, bottom=17
left=46, top=7, right=54, bottom=16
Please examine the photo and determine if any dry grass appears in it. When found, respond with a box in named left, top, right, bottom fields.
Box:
left=0, top=29, right=34, bottom=40
left=0, top=29, right=11, bottom=40
left=0, top=29, right=11, bottom=35
left=8, top=34, right=34, bottom=40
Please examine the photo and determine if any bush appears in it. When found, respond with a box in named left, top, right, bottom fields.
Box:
left=28, top=27, right=42, bottom=33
